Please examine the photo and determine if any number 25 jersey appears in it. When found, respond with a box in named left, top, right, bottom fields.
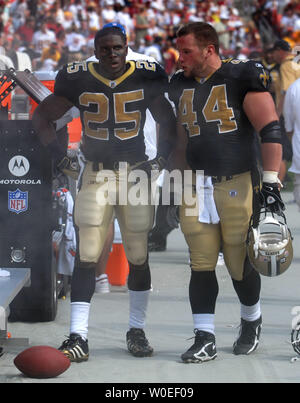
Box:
left=168, top=59, right=270, bottom=176
left=54, top=60, right=168, bottom=163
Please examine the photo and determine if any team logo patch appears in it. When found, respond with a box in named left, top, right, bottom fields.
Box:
left=259, top=69, right=269, bottom=88
left=229, top=190, right=237, bottom=197
left=8, top=189, right=28, bottom=214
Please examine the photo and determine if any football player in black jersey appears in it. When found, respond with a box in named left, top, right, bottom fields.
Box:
left=168, top=22, right=283, bottom=362
left=33, top=25, right=176, bottom=361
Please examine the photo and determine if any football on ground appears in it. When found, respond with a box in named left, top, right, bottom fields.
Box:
left=14, top=346, right=70, bottom=378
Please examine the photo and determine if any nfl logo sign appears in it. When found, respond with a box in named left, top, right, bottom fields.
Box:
left=8, top=189, right=28, bottom=214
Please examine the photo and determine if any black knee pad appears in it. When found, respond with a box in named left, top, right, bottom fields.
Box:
left=71, top=263, right=96, bottom=303
left=127, top=260, right=151, bottom=291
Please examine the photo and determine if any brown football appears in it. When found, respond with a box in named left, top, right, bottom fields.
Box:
left=14, top=346, right=70, bottom=378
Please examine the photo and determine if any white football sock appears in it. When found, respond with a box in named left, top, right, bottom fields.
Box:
left=70, top=302, right=90, bottom=340
left=129, top=290, right=150, bottom=329
left=240, top=301, right=261, bottom=322
left=192, top=313, right=215, bottom=335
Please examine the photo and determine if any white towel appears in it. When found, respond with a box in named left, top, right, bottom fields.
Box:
left=196, top=174, right=220, bottom=224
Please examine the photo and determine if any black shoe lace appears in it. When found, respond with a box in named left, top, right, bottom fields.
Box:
left=186, top=330, right=212, bottom=350
left=61, top=334, right=81, bottom=348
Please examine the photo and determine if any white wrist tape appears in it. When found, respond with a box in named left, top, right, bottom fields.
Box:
left=263, top=171, right=282, bottom=187
left=263, top=171, right=278, bottom=183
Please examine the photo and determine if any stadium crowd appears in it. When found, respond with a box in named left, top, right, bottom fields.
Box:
left=0, top=0, right=300, bottom=74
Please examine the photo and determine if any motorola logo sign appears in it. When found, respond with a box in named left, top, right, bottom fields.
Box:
left=8, top=155, right=30, bottom=177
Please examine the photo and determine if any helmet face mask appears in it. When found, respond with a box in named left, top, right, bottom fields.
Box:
left=247, top=208, right=293, bottom=277
left=291, top=322, right=300, bottom=356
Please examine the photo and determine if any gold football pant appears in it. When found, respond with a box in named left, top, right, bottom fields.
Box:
left=74, top=161, right=154, bottom=266
left=180, top=171, right=253, bottom=281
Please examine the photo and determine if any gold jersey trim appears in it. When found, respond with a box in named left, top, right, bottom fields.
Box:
left=195, top=71, right=215, bottom=84
left=88, top=60, right=136, bottom=88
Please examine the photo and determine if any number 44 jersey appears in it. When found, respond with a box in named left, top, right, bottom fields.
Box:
left=54, top=60, right=168, bottom=163
left=168, top=59, right=271, bottom=176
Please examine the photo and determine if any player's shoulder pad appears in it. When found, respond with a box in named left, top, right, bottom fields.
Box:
left=243, top=59, right=270, bottom=90
left=59, top=61, right=90, bottom=79
left=169, top=69, right=184, bottom=84
left=133, top=60, right=167, bottom=80
left=224, top=58, right=270, bottom=89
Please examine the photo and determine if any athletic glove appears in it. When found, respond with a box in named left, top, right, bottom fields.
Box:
left=46, top=139, right=80, bottom=180
left=56, top=154, right=80, bottom=180
left=132, top=156, right=167, bottom=179
left=260, top=182, right=285, bottom=213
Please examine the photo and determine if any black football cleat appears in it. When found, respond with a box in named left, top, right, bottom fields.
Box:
left=181, top=330, right=217, bottom=363
left=126, top=328, right=154, bottom=357
left=58, top=333, right=89, bottom=363
left=233, top=316, right=262, bottom=355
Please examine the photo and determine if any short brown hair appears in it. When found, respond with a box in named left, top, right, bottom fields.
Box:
left=176, top=22, right=219, bottom=55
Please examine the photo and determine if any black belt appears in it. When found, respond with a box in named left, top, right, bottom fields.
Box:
left=211, top=175, right=233, bottom=184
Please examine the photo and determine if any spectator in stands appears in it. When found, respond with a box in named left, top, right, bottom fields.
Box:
left=272, top=39, right=300, bottom=117
left=252, top=0, right=279, bottom=46
left=40, top=41, right=61, bottom=71
left=69, top=0, right=87, bottom=27
left=162, top=38, right=179, bottom=76
left=283, top=76, right=300, bottom=211
left=162, top=8, right=181, bottom=38
left=86, top=1, right=100, bottom=31
left=56, top=29, right=67, bottom=54
left=16, top=16, right=36, bottom=47
left=272, top=39, right=299, bottom=182
left=9, top=0, right=28, bottom=31
left=49, top=1, right=67, bottom=26
left=65, top=23, right=86, bottom=61
left=261, top=45, right=280, bottom=104
left=213, top=10, right=231, bottom=51
left=61, top=10, right=76, bottom=31
left=32, top=20, right=56, bottom=57
left=280, top=3, right=298, bottom=33
left=134, top=4, right=150, bottom=50
left=144, top=35, right=163, bottom=64
left=101, top=0, right=117, bottom=25
left=115, top=4, right=135, bottom=44
left=45, top=13, right=65, bottom=38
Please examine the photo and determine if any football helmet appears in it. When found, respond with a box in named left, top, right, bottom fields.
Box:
left=291, top=322, right=300, bottom=356
left=247, top=209, right=293, bottom=277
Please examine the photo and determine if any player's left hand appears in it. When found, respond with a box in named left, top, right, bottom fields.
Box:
left=260, top=182, right=285, bottom=213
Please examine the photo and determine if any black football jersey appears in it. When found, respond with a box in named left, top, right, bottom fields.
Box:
left=261, top=58, right=279, bottom=101
left=168, top=59, right=270, bottom=176
left=54, top=60, right=168, bottom=163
